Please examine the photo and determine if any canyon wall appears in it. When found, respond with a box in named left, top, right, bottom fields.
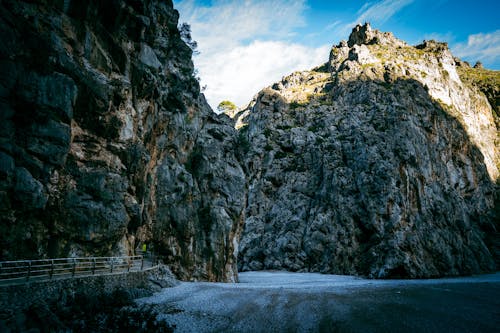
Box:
left=1, top=2, right=497, bottom=281
left=0, top=0, right=245, bottom=282
left=235, top=24, right=498, bottom=278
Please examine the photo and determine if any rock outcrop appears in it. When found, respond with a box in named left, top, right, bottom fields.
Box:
left=235, top=24, right=499, bottom=278
left=0, top=0, right=245, bottom=282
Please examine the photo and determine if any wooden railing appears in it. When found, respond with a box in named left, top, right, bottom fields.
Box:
left=0, top=255, right=154, bottom=285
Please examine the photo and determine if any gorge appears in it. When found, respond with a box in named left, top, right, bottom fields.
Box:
left=1, top=0, right=498, bottom=282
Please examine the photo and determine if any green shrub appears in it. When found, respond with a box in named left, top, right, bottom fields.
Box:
left=217, top=100, right=237, bottom=114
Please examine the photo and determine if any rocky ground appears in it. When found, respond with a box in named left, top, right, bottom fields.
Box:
left=138, top=271, right=500, bottom=333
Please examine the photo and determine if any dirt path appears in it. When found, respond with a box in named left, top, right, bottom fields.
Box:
left=137, top=271, right=500, bottom=332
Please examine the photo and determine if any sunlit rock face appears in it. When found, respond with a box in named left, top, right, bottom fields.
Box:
left=234, top=23, right=499, bottom=278
left=0, top=0, right=245, bottom=282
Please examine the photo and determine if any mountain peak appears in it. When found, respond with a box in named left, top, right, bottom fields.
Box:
left=347, top=22, right=406, bottom=47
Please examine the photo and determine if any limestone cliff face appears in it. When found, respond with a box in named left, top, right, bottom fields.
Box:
left=0, top=0, right=245, bottom=282
left=235, top=24, right=499, bottom=278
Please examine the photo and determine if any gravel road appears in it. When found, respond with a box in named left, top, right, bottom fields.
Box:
left=137, top=271, right=500, bottom=332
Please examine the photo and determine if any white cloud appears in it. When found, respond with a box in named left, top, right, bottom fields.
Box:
left=198, top=41, right=329, bottom=108
left=452, top=30, right=500, bottom=66
left=175, top=0, right=307, bottom=55
left=422, top=32, right=455, bottom=44
left=175, top=0, right=329, bottom=110
left=173, top=0, right=421, bottom=110
left=337, top=0, right=414, bottom=38
left=354, top=0, right=413, bottom=24
left=325, top=20, right=342, bottom=32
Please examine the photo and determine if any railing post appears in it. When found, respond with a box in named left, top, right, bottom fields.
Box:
left=26, top=261, right=31, bottom=281
left=72, top=259, right=76, bottom=277
left=50, top=260, right=54, bottom=279
left=92, top=258, right=96, bottom=275
left=141, top=256, right=144, bottom=271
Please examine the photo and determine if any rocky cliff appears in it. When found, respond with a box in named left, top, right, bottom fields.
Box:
left=1, top=2, right=498, bottom=282
left=0, top=0, right=245, bottom=282
left=235, top=24, right=499, bottom=278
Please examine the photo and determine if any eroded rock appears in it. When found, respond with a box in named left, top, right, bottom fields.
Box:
left=236, top=23, right=499, bottom=278
left=0, top=0, right=245, bottom=282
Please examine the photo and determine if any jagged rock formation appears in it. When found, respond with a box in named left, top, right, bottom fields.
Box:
left=235, top=24, right=499, bottom=278
left=0, top=0, right=245, bottom=282
left=1, top=1, right=498, bottom=283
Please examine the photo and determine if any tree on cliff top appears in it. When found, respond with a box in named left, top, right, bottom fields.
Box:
left=217, top=100, right=237, bottom=114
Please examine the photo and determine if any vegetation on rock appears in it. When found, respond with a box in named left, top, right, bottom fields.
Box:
left=457, top=65, right=500, bottom=126
left=217, top=100, right=238, bottom=112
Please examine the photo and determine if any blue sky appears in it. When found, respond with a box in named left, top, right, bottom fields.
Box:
left=174, top=0, right=500, bottom=109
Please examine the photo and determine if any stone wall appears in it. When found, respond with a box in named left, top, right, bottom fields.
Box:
left=0, top=266, right=160, bottom=314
